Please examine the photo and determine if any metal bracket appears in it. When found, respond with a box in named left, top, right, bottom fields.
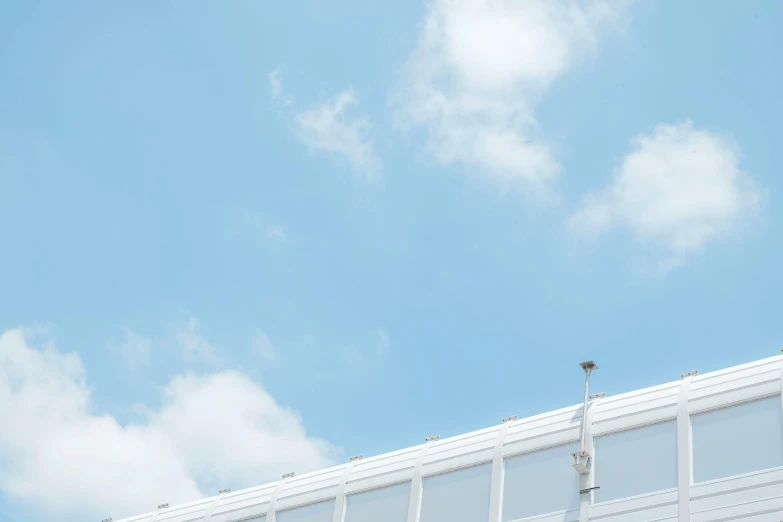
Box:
left=157, top=504, right=169, bottom=510
left=502, top=415, right=518, bottom=423
left=580, top=360, right=598, bottom=371
left=579, top=486, right=600, bottom=495
left=282, top=472, right=295, bottom=479
left=589, top=392, right=606, bottom=400
left=424, top=435, right=440, bottom=442
left=680, top=370, right=699, bottom=379
left=349, top=454, right=364, bottom=462
left=572, top=449, right=592, bottom=475
left=218, top=488, right=231, bottom=494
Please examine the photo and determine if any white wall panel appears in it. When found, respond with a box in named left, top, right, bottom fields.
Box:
left=276, top=500, right=334, bottom=522
left=589, top=489, right=678, bottom=522
left=691, top=494, right=783, bottom=522
left=419, top=464, right=492, bottom=522
left=502, top=443, right=580, bottom=521
left=344, top=482, right=410, bottom=522
left=594, top=421, right=678, bottom=503
left=692, top=396, right=783, bottom=483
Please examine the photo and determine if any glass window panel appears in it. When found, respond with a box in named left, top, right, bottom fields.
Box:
left=594, top=421, right=677, bottom=502
left=420, top=463, right=492, bottom=522
left=344, top=482, right=411, bottom=522
left=277, top=500, right=335, bottom=522
left=692, top=397, right=783, bottom=483
left=502, top=443, right=580, bottom=520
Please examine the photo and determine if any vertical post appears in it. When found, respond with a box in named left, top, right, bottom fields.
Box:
left=579, top=362, right=594, bottom=454
left=578, top=395, right=603, bottom=522
left=573, top=361, right=598, bottom=474
left=406, top=438, right=437, bottom=522
left=487, top=417, right=515, bottom=522
left=677, top=371, right=697, bottom=522
left=779, top=356, right=783, bottom=452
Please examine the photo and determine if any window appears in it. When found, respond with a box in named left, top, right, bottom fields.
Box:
left=594, top=421, right=677, bottom=502
left=502, top=443, right=580, bottom=520
left=276, top=500, right=335, bottom=522
left=419, top=463, right=492, bottom=522
left=344, top=482, right=411, bottom=522
left=692, top=396, right=783, bottom=483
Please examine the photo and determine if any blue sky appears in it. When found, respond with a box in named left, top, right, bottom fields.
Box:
left=1, top=1, right=782, bottom=521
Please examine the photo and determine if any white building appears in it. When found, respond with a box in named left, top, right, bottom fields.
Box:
left=113, top=354, right=783, bottom=522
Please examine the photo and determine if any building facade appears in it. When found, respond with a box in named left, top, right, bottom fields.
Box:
left=114, top=354, right=783, bottom=522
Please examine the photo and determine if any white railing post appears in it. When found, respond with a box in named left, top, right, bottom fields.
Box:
left=678, top=370, right=697, bottom=522
left=487, top=416, right=515, bottom=522
left=406, top=438, right=438, bottom=522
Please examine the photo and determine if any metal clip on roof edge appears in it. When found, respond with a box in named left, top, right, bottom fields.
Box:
left=157, top=503, right=169, bottom=509
left=349, top=454, right=364, bottom=462
left=681, top=370, right=699, bottom=379
left=425, top=435, right=440, bottom=442
left=282, top=471, right=295, bottom=479
left=502, top=415, right=518, bottom=423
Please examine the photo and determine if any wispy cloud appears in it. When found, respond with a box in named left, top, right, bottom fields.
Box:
left=340, top=327, right=391, bottom=369
left=108, top=328, right=152, bottom=370
left=253, top=330, right=279, bottom=364
left=268, top=69, right=292, bottom=107
left=265, top=225, right=287, bottom=241
left=175, top=316, right=220, bottom=364
left=569, top=121, right=760, bottom=271
left=295, top=89, right=382, bottom=180
left=269, top=71, right=381, bottom=180
left=393, top=0, right=630, bottom=198
left=239, top=212, right=289, bottom=243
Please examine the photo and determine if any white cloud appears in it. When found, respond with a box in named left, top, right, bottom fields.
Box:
left=176, top=316, right=219, bottom=364
left=253, top=330, right=279, bottom=363
left=240, top=212, right=288, bottom=243
left=266, top=225, right=287, bottom=241
left=0, top=327, right=340, bottom=521
left=269, top=69, right=292, bottom=106
left=269, top=71, right=380, bottom=180
left=109, top=328, right=152, bottom=370
left=569, top=121, right=760, bottom=270
left=295, top=89, right=382, bottom=180
left=340, top=328, right=391, bottom=369
left=269, top=70, right=283, bottom=98
left=394, top=0, right=629, bottom=196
